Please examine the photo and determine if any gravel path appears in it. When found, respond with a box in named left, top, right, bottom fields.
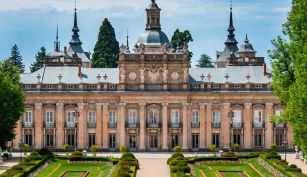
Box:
left=137, top=158, right=170, bottom=177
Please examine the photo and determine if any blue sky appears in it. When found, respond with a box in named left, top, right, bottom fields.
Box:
left=0, top=0, right=290, bottom=72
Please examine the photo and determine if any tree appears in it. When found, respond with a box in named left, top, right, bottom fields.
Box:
left=0, top=60, right=24, bottom=149
left=269, top=0, right=307, bottom=157
left=8, top=44, right=25, bottom=73
left=92, top=18, right=119, bottom=68
left=30, top=47, right=46, bottom=73
left=171, top=29, right=193, bottom=60
left=196, top=54, right=214, bottom=68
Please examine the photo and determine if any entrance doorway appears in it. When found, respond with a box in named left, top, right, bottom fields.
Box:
left=171, top=134, right=179, bottom=148
left=129, top=134, right=137, bottom=151
left=149, top=134, right=158, bottom=151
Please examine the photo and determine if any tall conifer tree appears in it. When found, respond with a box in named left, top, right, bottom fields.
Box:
left=92, top=18, right=119, bottom=68
left=8, top=44, right=25, bottom=73
left=30, top=47, right=46, bottom=73
left=196, top=54, right=214, bottom=68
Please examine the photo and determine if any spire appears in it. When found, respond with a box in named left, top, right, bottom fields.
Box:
left=244, top=34, right=249, bottom=43
left=69, top=0, right=82, bottom=46
left=224, top=3, right=238, bottom=52
left=126, top=29, right=130, bottom=51
left=54, top=25, right=60, bottom=52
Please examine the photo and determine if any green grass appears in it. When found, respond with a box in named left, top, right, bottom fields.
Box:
left=37, top=159, right=111, bottom=177
left=222, top=172, right=243, bottom=177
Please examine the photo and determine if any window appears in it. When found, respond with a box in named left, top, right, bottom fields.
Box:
left=88, top=134, right=96, bottom=147
left=212, top=134, right=220, bottom=147
left=67, top=133, right=75, bottom=147
left=213, top=84, right=220, bottom=88
left=254, top=130, right=263, bottom=147
left=109, top=134, right=116, bottom=149
left=192, top=134, right=199, bottom=149
left=24, top=133, right=33, bottom=147
left=66, top=111, right=75, bottom=123
left=255, top=85, right=262, bottom=88
left=24, top=111, right=33, bottom=123
left=46, top=85, right=52, bottom=89
left=275, top=109, right=284, bottom=127
left=253, top=110, right=263, bottom=122
left=192, top=110, right=199, bottom=123
left=150, top=134, right=158, bottom=149
left=128, top=109, right=137, bottom=123
left=232, top=110, right=242, bottom=127
left=109, top=85, right=116, bottom=89
left=129, top=134, right=137, bottom=149
left=233, top=130, right=241, bottom=145
left=171, top=134, right=179, bottom=148
left=170, top=109, right=180, bottom=123
left=46, top=111, right=54, bottom=123
left=68, top=85, right=74, bottom=89
left=149, top=109, right=159, bottom=124
left=108, top=111, right=117, bottom=123
left=45, top=133, right=54, bottom=147
left=212, top=111, right=220, bottom=123
left=88, top=111, right=96, bottom=123
left=275, top=129, right=285, bottom=146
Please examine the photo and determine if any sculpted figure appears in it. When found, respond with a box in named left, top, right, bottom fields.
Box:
left=182, top=68, right=189, bottom=81
left=139, top=67, right=146, bottom=82
left=120, top=67, right=126, bottom=82
left=162, top=67, right=168, bottom=82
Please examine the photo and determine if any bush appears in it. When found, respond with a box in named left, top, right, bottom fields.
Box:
left=289, top=164, right=297, bottom=168
left=27, top=151, right=42, bottom=161
left=38, top=147, right=54, bottom=158
left=70, top=150, right=84, bottom=157
left=167, top=152, right=184, bottom=164
left=12, top=165, right=23, bottom=171
left=173, top=146, right=182, bottom=152
left=122, top=152, right=136, bottom=159
left=261, top=151, right=281, bottom=160
left=223, top=151, right=235, bottom=157
left=233, top=144, right=240, bottom=152
left=271, top=144, right=277, bottom=151
left=118, top=171, right=131, bottom=177
left=119, top=146, right=129, bottom=153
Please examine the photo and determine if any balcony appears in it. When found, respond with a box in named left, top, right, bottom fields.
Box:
left=253, top=122, right=265, bottom=128
left=168, top=123, right=182, bottom=128
left=23, top=122, right=34, bottom=128
left=191, top=122, right=200, bottom=128
left=44, top=122, right=55, bottom=128
left=125, top=122, right=140, bottom=128
left=108, top=122, right=117, bottom=128
left=87, top=122, right=96, bottom=128
left=231, top=122, right=243, bottom=128
left=211, top=122, right=221, bottom=128
left=147, top=123, right=161, bottom=128
left=273, top=123, right=286, bottom=128
left=65, top=122, right=76, bottom=128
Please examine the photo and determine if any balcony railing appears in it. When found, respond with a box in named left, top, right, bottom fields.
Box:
left=108, top=122, right=117, bottom=128
left=231, top=122, right=243, bottom=128
left=23, top=122, right=34, bottom=128
left=211, top=122, right=221, bottom=128
left=87, top=122, right=96, bottom=128
left=125, top=122, right=140, bottom=128
left=253, top=122, right=265, bottom=128
left=147, top=123, right=161, bottom=128
left=44, top=122, right=55, bottom=128
left=65, top=122, right=76, bottom=128
left=273, top=123, right=286, bottom=128
left=168, top=123, right=182, bottom=128
left=191, top=122, right=200, bottom=128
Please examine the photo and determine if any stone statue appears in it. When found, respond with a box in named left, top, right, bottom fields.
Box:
left=120, top=67, right=126, bottom=83
left=182, top=68, right=189, bottom=81
left=162, top=67, right=168, bottom=82
left=139, top=67, right=146, bottom=83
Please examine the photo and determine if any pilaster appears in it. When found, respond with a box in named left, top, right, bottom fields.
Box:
left=119, top=103, right=126, bottom=147
left=199, top=103, right=206, bottom=149
left=139, top=103, right=146, bottom=151
left=56, top=102, right=64, bottom=148
left=265, top=103, right=273, bottom=148
left=222, top=103, right=231, bottom=148
left=205, top=103, right=212, bottom=148
left=182, top=103, right=188, bottom=150
left=244, top=103, right=252, bottom=149
left=162, top=102, right=169, bottom=151
left=34, top=103, right=43, bottom=148
left=102, top=103, right=109, bottom=149
left=95, top=103, right=103, bottom=148
left=77, top=103, right=86, bottom=148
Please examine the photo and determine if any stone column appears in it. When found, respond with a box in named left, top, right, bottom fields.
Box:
left=102, top=103, right=109, bottom=149
left=187, top=104, right=192, bottom=149
left=222, top=103, right=231, bottom=148
left=119, top=103, right=126, bottom=147
left=139, top=103, right=146, bottom=151
left=205, top=103, right=212, bottom=148
left=244, top=103, right=252, bottom=149
left=77, top=103, right=86, bottom=148
left=162, top=103, right=169, bottom=151
left=265, top=103, right=273, bottom=148
left=95, top=103, right=102, bottom=148
left=56, top=102, right=64, bottom=148
left=34, top=103, right=43, bottom=149
left=182, top=103, right=188, bottom=150
left=199, top=103, right=206, bottom=149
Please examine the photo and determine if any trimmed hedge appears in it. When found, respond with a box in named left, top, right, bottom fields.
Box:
left=167, top=152, right=192, bottom=177
left=112, top=152, right=138, bottom=177
left=193, top=157, right=238, bottom=162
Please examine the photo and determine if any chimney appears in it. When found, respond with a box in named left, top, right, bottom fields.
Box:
left=78, top=65, right=82, bottom=78
left=263, top=63, right=267, bottom=76
left=64, top=46, right=67, bottom=55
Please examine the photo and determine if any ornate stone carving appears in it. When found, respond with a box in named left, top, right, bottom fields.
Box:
left=139, top=67, right=146, bottom=83
left=128, top=72, right=137, bottom=81
left=171, top=72, right=180, bottom=81
left=147, top=65, right=161, bottom=83
left=182, top=68, right=189, bottom=81
left=120, top=67, right=126, bottom=83
left=162, top=67, right=168, bottom=82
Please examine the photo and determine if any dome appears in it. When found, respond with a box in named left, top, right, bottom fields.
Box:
left=137, top=30, right=169, bottom=45
left=238, top=34, right=255, bottom=52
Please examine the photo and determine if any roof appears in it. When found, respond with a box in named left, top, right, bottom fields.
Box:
left=137, top=30, right=169, bottom=45
left=21, top=66, right=119, bottom=84
left=189, top=66, right=270, bottom=84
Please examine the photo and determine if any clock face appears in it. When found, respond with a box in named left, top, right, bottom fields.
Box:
left=129, top=72, right=137, bottom=81
left=171, top=72, right=180, bottom=81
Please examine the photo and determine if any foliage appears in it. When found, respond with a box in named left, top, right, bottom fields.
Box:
left=167, top=152, right=191, bottom=177
left=222, top=151, right=235, bottom=157
left=196, top=54, right=214, bottom=68
left=173, top=146, right=182, bottom=153
left=112, top=151, right=138, bottom=177
left=70, top=150, right=84, bottom=158
left=268, top=0, right=307, bottom=156
left=63, top=144, right=69, bottom=151
left=38, top=147, right=54, bottom=158
left=0, top=60, right=24, bottom=149
left=25, top=151, right=42, bottom=161
left=233, top=144, right=240, bottom=152
left=91, top=145, right=97, bottom=157
left=30, top=47, right=46, bottom=73
left=271, top=144, right=277, bottom=151
left=171, top=28, right=193, bottom=60
left=8, top=44, right=25, bottom=73
left=92, top=18, right=119, bottom=68
left=119, top=145, right=129, bottom=153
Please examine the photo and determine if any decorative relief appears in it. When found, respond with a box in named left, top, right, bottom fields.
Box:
left=139, top=67, right=146, bottom=83
left=128, top=72, right=137, bottom=81
left=171, top=72, right=180, bottom=81
left=162, top=67, right=168, bottom=82
left=120, top=67, right=126, bottom=83
left=147, top=65, right=161, bottom=83
left=181, top=68, right=189, bottom=81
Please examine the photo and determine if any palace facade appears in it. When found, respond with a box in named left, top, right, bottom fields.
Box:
left=12, top=0, right=293, bottom=151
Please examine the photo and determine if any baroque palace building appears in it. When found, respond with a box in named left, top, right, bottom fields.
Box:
left=12, top=0, right=293, bottom=152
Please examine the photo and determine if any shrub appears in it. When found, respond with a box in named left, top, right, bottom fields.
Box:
left=118, top=171, right=131, bottom=177
left=119, top=145, right=129, bottom=153
left=271, top=144, right=277, bottom=152
left=38, top=147, right=54, bottom=158
left=289, top=164, right=297, bottom=168
left=70, top=150, right=84, bottom=158
left=122, top=152, right=136, bottom=159
left=173, top=146, right=182, bottom=152
left=28, top=151, right=42, bottom=160
left=167, top=152, right=184, bottom=164
left=12, top=165, right=23, bottom=171
left=223, top=151, right=235, bottom=157
left=23, top=144, right=29, bottom=156
left=233, top=144, right=240, bottom=152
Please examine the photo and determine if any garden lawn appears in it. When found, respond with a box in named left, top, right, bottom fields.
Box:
left=37, top=159, right=111, bottom=177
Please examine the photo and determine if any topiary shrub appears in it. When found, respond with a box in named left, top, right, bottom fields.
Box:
left=271, top=144, right=277, bottom=152
left=70, top=150, right=84, bottom=159
left=38, top=147, right=54, bottom=158
left=289, top=164, right=297, bottom=168
left=173, top=146, right=182, bottom=152
left=223, top=151, right=235, bottom=157
left=121, top=152, right=135, bottom=159
left=12, top=165, right=23, bottom=171
left=118, top=171, right=131, bottom=177
left=26, top=151, right=42, bottom=161
left=119, top=145, right=129, bottom=153
left=167, top=152, right=184, bottom=164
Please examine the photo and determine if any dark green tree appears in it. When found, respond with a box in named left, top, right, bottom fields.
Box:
left=0, top=60, right=24, bottom=149
left=171, top=29, right=193, bottom=60
left=196, top=54, right=214, bottom=68
left=30, top=47, right=46, bottom=73
left=269, top=0, right=307, bottom=155
left=8, top=44, right=25, bottom=73
left=92, top=18, right=119, bottom=68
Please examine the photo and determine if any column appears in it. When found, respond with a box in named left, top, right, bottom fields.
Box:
left=139, top=103, right=146, bottom=151
left=119, top=103, right=126, bottom=146
left=77, top=103, right=86, bottom=148
left=182, top=103, right=188, bottom=150
left=187, top=104, right=192, bottom=149
left=222, top=103, right=231, bottom=148
left=244, top=103, right=252, bottom=149
left=14, top=119, right=22, bottom=149
left=56, top=102, right=64, bottom=148
left=102, top=103, right=109, bottom=149
left=199, top=103, right=206, bottom=149
left=34, top=103, right=43, bottom=149
left=205, top=103, right=212, bottom=148
left=162, top=103, right=168, bottom=151
left=265, top=103, right=273, bottom=148
left=95, top=103, right=102, bottom=148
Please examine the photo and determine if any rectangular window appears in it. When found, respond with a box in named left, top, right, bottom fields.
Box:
left=212, top=134, right=220, bottom=148
left=129, top=134, right=137, bottom=149
left=233, top=134, right=241, bottom=145
left=108, top=111, right=117, bottom=123
left=46, top=134, right=54, bottom=147
left=88, top=111, right=96, bottom=123
left=67, top=111, right=75, bottom=122
left=109, top=134, right=116, bottom=149
left=46, top=111, right=54, bottom=123
left=212, top=111, right=220, bottom=123
left=253, top=110, right=263, bottom=127
left=128, top=109, right=137, bottom=123
left=67, top=133, right=75, bottom=147
left=170, top=109, right=180, bottom=123
left=88, top=133, right=96, bottom=147
left=275, top=129, right=285, bottom=147
left=254, top=130, right=263, bottom=147
left=192, top=134, right=199, bottom=149
left=192, top=110, right=199, bottom=123
left=275, top=110, right=284, bottom=127
left=233, top=110, right=242, bottom=127
left=25, top=111, right=33, bottom=123
left=24, top=133, right=33, bottom=147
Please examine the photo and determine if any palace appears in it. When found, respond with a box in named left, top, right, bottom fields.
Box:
left=12, top=0, right=293, bottom=152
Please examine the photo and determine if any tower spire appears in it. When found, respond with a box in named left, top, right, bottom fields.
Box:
left=54, top=25, right=60, bottom=52
left=126, top=29, right=129, bottom=51
left=69, top=0, right=82, bottom=46
left=224, top=2, right=238, bottom=52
